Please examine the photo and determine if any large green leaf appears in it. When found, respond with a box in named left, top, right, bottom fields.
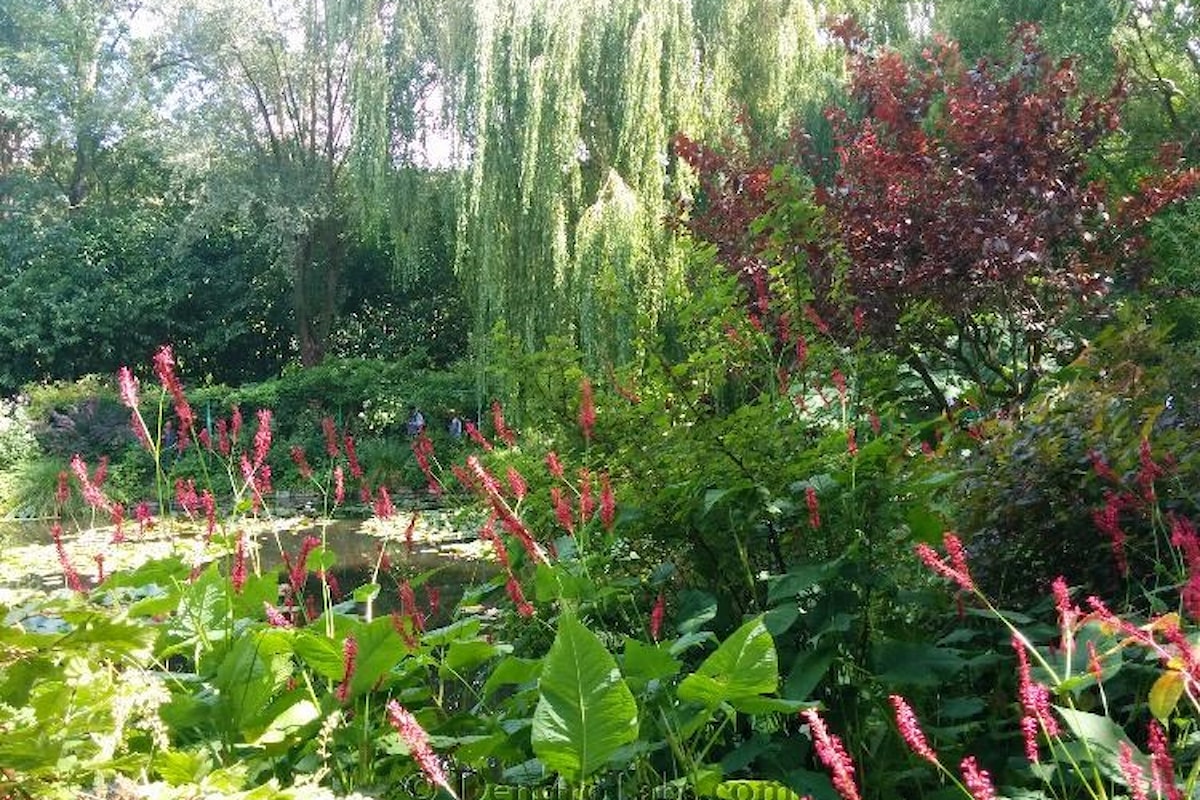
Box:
left=213, top=629, right=293, bottom=734
left=483, top=656, right=543, bottom=700
left=349, top=616, right=410, bottom=696
left=1056, top=706, right=1137, bottom=782
left=677, top=616, right=777, bottom=708
left=783, top=646, right=836, bottom=701
left=531, top=614, right=638, bottom=783
left=872, top=639, right=965, bottom=687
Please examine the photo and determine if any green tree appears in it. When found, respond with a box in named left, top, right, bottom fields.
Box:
left=169, top=0, right=416, bottom=366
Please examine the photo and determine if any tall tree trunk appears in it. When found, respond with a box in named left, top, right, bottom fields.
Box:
left=293, top=214, right=344, bottom=367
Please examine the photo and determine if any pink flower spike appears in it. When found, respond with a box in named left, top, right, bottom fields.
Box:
left=801, top=708, right=860, bottom=800
left=252, top=409, right=272, bottom=467
left=153, top=345, right=194, bottom=435
left=232, top=532, right=247, bottom=594
left=649, top=593, right=665, bottom=642
left=322, top=417, right=339, bottom=458
left=806, top=486, right=821, bottom=530
left=385, top=701, right=458, bottom=799
left=600, top=473, right=616, bottom=531
left=506, top=466, right=528, bottom=502
left=117, top=366, right=139, bottom=409
left=465, top=421, right=493, bottom=452
left=333, top=465, right=345, bottom=507
left=336, top=635, right=357, bottom=703
left=551, top=487, right=574, bottom=534
left=1119, top=741, right=1149, bottom=800
left=545, top=451, right=565, bottom=480
left=505, top=575, right=535, bottom=618
left=960, top=756, right=996, bottom=800
left=345, top=434, right=363, bottom=479
left=374, top=487, right=395, bottom=520
left=914, top=539, right=974, bottom=593
left=1013, top=635, right=1059, bottom=764
left=1148, top=721, right=1183, bottom=800
left=264, top=602, right=293, bottom=628
left=889, top=695, right=937, bottom=764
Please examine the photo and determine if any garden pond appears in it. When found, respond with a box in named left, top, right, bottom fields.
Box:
left=0, top=509, right=496, bottom=617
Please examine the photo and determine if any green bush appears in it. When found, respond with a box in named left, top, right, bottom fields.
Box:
left=951, top=310, right=1200, bottom=605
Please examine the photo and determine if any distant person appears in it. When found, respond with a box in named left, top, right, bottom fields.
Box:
left=448, top=414, right=463, bottom=439
left=162, top=420, right=177, bottom=466
left=407, top=408, right=425, bottom=436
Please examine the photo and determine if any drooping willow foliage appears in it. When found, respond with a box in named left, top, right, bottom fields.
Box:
left=424, top=0, right=843, bottom=378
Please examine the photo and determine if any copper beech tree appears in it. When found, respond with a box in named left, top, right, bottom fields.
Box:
left=675, top=22, right=1199, bottom=412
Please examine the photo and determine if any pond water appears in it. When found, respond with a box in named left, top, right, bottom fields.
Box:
left=0, top=510, right=497, bottom=619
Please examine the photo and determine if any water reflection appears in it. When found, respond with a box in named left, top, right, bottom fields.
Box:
left=0, top=514, right=496, bottom=621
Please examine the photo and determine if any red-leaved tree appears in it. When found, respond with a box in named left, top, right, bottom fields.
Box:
left=675, top=21, right=1199, bottom=411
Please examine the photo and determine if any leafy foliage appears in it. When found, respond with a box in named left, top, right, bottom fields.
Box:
left=675, top=23, right=1199, bottom=409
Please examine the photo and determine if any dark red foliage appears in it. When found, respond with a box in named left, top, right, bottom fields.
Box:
left=675, top=24, right=1199, bottom=402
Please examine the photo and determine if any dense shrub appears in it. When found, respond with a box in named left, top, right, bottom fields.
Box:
left=952, top=310, right=1200, bottom=604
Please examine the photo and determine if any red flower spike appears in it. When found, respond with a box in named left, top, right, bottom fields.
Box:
left=344, top=434, right=363, bottom=479
left=552, top=487, right=574, bottom=534
left=506, top=575, right=535, bottom=618
left=960, top=756, right=997, bottom=800
left=506, top=466, right=528, bottom=502
left=889, top=695, right=937, bottom=764
left=321, top=417, right=339, bottom=458
left=465, top=421, right=493, bottom=452
left=290, top=446, right=314, bottom=480
left=578, top=469, right=595, bottom=523
left=403, top=512, right=419, bottom=556
left=335, top=635, right=357, bottom=703
left=649, top=593, right=665, bottom=642
left=1148, top=721, right=1183, bottom=800
left=333, top=465, right=345, bottom=507
left=134, top=501, right=154, bottom=537
left=55, top=471, right=69, bottom=507
left=802, top=708, right=860, bottom=800
left=374, top=487, right=395, bottom=520
left=399, top=581, right=425, bottom=632
left=805, top=486, right=820, bottom=530
left=915, top=532, right=976, bottom=593
left=231, top=532, right=247, bottom=594
left=491, top=400, right=517, bottom=447
left=831, top=368, right=848, bottom=402
left=109, top=503, right=125, bottom=544
left=384, top=701, right=458, bottom=799
left=599, top=473, right=616, bottom=531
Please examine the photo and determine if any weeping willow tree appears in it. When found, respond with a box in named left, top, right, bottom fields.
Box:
left=436, top=0, right=843, bottom=384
